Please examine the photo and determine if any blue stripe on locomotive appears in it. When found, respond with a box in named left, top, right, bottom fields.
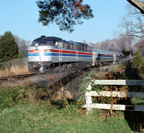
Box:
left=28, top=53, right=40, bottom=56
left=28, top=53, right=92, bottom=58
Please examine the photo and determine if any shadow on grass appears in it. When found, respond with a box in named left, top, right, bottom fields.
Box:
left=50, top=99, right=75, bottom=109
left=99, top=60, right=144, bottom=132
left=120, top=61, right=144, bottom=132
left=30, top=68, right=88, bottom=109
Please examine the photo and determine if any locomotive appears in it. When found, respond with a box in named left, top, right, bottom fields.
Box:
left=28, top=36, right=122, bottom=73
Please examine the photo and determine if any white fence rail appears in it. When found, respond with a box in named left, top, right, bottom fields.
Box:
left=82, top=80, right=144, bottom=114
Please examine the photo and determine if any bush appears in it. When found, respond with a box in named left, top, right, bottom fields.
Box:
left=122, top=49, right=131, bottom=57
left=0, top=87, right=22, bottom=110
left=134, top=50, right=143, bottom=67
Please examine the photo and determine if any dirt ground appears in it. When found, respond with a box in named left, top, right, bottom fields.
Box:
left=0, top=65, right=29, bottom=77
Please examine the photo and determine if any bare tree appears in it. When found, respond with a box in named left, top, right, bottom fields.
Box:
left=126, top=4, right=144, bottom=39
left=97, top=37, right=134, bottom=53
left=116, top=35, right=128, bottom=51
left=81, top=40, right=88, bottom=45
left=99, top=39, right=110, bottom=50
left=115, top=3, right=144, bottom=53
left=14, top=35, right=31, bottom=57
left=88, top=41, right=95, bottom=48
left=106, top=39, right=121, bottom=52
left=20, top=39, right=31, bottom=57
left=93, top=42, right=101, bottom=49
left=135, top=39, right=144, bottom=55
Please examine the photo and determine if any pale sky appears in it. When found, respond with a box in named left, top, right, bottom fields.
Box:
left=0, top=0, right=129, bottom=43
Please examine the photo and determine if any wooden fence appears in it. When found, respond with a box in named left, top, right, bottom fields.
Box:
left=82, top=80, right=144, bottom=115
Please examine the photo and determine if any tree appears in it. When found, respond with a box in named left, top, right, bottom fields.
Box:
left=134, top=38, right=144, bottom=55
left=115, top=5, right=140, bottom=50
left=81, top=40, right=87, bottom=45
left=116, top=36, right=128, bottom=51
left=99, top=39, right=110, bottom=50
left=37, top=0, right=94, bottom=32
left=114, top=4, right=144, bottom=55
left=125, top=4, right=144, bottom=39
left=134, top=50, right=142, bottom=67
left=36, top=0, right=144, bottom=33
left=14, top=35, right=31, bottom=57
left=122, top=49, right=131, bottom=57
left=114, top=3, right=144, bottom=57
left=88, top=41, right=100, bottom=49
left=0, top=31, right=19, bottom=63
left=18, top=50, right=24, bottom=66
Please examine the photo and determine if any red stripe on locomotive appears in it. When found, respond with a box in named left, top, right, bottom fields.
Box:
left=44, top=49, right=92, bottom=55
left=28, top=49, right=41, bottom=53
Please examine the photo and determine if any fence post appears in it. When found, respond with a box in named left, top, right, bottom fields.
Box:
left=85, top=84, right=92, bottom=115
left=113, top=53, right=116, bottom=64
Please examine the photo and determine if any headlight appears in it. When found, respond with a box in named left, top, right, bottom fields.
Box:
left=35, top=43, right=39, bottom=47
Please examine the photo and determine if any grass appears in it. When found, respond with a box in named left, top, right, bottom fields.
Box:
left=1, top=62, right=144, bottom=132
left=131, top=98, right=144, bottom=105
left=0, top=84, right=143, bottom=133
left=0, top=104, right=132, bottom=133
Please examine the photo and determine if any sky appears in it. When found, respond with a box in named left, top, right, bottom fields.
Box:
left=0, top=0, right=129, bottom=43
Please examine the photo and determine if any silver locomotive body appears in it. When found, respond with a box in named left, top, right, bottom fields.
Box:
left=28, top=36, right=93, bottom=72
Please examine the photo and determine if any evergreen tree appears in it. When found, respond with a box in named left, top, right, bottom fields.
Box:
left=0, top=31, right=19, bottom=63
left=122, top=49, right=131, bottom=57
left=134, top=50, right=142, bottom=67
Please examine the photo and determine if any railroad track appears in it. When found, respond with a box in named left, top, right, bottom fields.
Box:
left=0, top=72, right=37, bottom=82
left=0, top=63, right=120, bottom=88
left=0, top=64, right=117, bottom=82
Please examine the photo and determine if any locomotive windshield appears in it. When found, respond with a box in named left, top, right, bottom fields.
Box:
left=30, top=38, right=55, bottom=46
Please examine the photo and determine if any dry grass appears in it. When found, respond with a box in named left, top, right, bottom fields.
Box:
left=0, top=65, right=29, bottom=77
left=10, top=65, right=29, bottom=75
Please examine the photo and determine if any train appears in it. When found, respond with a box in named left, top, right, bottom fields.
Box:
left=28, top=36, right=122, bottom=73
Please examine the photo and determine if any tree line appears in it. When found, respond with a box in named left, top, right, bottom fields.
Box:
left=83, top=35, right=144, bottom=56
left=82, top=3, right=144, bottom=56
